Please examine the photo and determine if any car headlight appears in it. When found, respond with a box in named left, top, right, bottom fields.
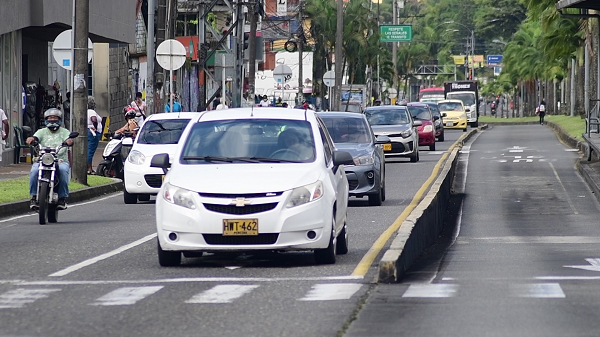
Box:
left=461, top=113, right=467, bottom=119
left=286, top=181, right=323, bottom=208
left=128, top=150, right=146, bottom=165
left=435, top=120, right=441, bottom=127
left=40, top=153, right=54, bottom=166
left=163, top=182, right=197, bottom=209
left=423, top=125, right=434, bottom=132
left=400, top=129, right=413, bottom=138
left=354, top=155, right=375, bottom=166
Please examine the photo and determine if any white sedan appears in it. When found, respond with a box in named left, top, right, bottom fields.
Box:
left=123, top=112, right=198, bottom=204
left=151, top=108, right=354, bottom=266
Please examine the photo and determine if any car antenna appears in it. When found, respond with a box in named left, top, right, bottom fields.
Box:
left=250, top=102, right=254, bottom=117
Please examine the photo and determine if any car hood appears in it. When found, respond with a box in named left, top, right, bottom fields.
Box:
left=167, top=163, right=322, bottom=193
left=334, top=143, right=374, bottom=157
left=442, top=110, right=466, bottom=118
left=369, top=124, right=411, bottom=135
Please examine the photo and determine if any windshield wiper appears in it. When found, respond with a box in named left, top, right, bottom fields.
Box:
left=245, top=156, right=298, bottom=163
left=182, top=156, right=234, bottom=163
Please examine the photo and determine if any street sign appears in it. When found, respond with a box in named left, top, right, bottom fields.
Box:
left=273, top=64, right=293, bottom=84
left=52, top=30, right=93, bottom=71
left=380, top=25, right=413, bottom=42
left=387, top=88, right=397, bottom=99
left=487, top=55, right=503, bottom=66
left=156, top=39, right=187, bottom=71
left=323, top=70, right=335, bottom=87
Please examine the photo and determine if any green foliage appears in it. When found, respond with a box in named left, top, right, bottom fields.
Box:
left=0, top=175, right=114, bottom=204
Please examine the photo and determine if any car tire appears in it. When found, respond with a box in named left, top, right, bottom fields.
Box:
left=429, top=143, right=436, bottom=151
left=463, top=128, right=467, bottom=132
left=381, top=179, right=386, bottom=202
left=438, top=131, right=444, bottom=142
left=471, top=121, right=479, bottom=127
left=124, top=189, right=138, bottom=204
left=314, top=220, right=336, bottom=265
left=157, top=239, right=181, bottom=267
left=336, top=222, right=348, bottom=255
left=138, top=194, right=151, bottom=202
left=368, top=188, right=383, bottom=206
left=410, top=145, right=419, bottom=163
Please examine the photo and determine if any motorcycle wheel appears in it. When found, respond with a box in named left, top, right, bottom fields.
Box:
left=97, top=163, right=108, bottom=177
left=38, top=182, right=49, bottom=225
left=48, top=205, right=58, bottom=223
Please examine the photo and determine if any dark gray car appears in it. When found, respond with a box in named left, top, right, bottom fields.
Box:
left=363, top=106, right=421, bottom=162
left=319, top=112, right=388, bottom=206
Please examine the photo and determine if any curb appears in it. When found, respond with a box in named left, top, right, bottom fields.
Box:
left=0, top=180, right=123, bottom=220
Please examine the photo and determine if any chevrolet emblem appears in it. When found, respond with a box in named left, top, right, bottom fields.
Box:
left=230, top=197, right=252, bottom=207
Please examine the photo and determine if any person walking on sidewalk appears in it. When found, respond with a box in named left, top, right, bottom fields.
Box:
left=130, top=92, right=146, bottom=126
left=0, top=107, right=8, bottom=163
left=538, top=99, right=546, bottom=125
left=26, top=108, right=73, bottom=210
left=87, top=96, right=103, bottom=175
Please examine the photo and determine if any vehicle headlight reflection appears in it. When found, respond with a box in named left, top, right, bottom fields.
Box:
left=128, top=150, right=146, bottom=165
left=163, top=182, right=197, bottom=209
left=353, top=155, right=375, bottom=166
left=286, top=181, right=323, bottom=208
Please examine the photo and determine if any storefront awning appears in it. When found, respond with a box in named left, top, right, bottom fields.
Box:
left=556, top=0, right=600, bottom=11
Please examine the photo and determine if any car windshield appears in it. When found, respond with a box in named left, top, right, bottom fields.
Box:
left=137, top=119, right=191, bottom=144
left=408, top=106, right=432, bottom=121
left=180, top=119, right=316, bottom=164
left=321, top=117, right=372, bottom=144
left=438, top=102, right=464, bottom=111
left=447, top=93, right=475, bottom=106
left=365, top=108, right=409, bottom=126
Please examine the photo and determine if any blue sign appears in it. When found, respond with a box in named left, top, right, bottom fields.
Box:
left=487, top=55, right=503, bottom=65
left=62, top=59, right=70, bottom=67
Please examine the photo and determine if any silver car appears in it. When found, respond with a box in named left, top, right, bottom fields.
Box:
left=364, top=106, right=421, bottom=162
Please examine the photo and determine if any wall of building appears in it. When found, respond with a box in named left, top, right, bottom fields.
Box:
left=93, top=44, right=110, bottom=119
left=108, top=45, right=130, bottom=132
left=0, top=31, right=22, bottom=165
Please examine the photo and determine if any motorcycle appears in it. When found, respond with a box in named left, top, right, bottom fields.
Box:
left=32, top=131, right=79, bottom=225
left=96, top=131, right=135, bottom=180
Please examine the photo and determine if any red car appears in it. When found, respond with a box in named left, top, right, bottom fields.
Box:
left=407, top=103, right=436, bottom=151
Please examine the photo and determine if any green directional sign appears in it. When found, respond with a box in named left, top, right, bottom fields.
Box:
left=380, top=25, right=413, bottom=42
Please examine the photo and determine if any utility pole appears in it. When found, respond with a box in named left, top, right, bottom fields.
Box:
left=334, top=0, right=343, bottom=111
left=155, top=0, right=167, bottom=113
left=198, top=1, right=206, bottom=111
left=392, top=0, right=397, bottom=96
left=298, top=1, right=304, bottom=101
left=147, top=0, right=155, bottom=115
left=72, top=0, right=89, bottom=185
left=233, top=2, right=244, bottom=108
left=248, top=1, right=258, bottom=106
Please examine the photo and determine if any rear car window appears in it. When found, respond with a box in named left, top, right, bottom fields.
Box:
left=408, top=106, right=432, bottom=120
left=321, top=116, right=372, bottom=144
left=137, top=119, right=191, bottom=144
left=365, top=108, right=409, bottom=126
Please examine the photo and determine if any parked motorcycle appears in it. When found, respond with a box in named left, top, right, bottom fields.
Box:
left=96, top=131, right=135, bottom=180
left=32, top=131, right=79, bottom=225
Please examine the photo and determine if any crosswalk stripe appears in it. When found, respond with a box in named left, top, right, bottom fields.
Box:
left=90, top=286, right=164, bottom=306
left=297, top=283, right=362, bottom=301
left=0, top=288, right=61, bottom=309
left=186, top=285, right=259, bottom=304
left=510, top=283, right=565, bottom=298
left=402, top=284, right=459, bottom=298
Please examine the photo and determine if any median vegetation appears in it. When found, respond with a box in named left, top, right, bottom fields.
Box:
left=480, top=114, right=586, bottom=141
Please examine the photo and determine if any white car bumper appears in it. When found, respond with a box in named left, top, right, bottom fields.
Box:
left=124, top=162, right=164, bottom=195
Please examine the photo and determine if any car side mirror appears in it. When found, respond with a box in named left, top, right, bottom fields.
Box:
left=413, top=120, right=423, bottom=127
left=375, top=135, right=391, bottom=144
left=151, top=153, right=171, bottom=174
left=122, top=137, right=134, bottom=146
left=333, top=150, right=354, bottom=166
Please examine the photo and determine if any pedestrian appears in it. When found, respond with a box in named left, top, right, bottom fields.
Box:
left=374, top=99, right=381, bottom=106
left=62, top=92, right=71, bottom=129
left=260, top=95, right=270, bottom=107
left=130, top=92, right=146, bottom=126
left=164, top=93, right=182, bottom=112
left=538, top=99, right=546, bottom=125
left=0, top=107, right=8, bottom=163
left=215, top=98, right=228, bottom=110
left=86, top=96, right=103, bottom=174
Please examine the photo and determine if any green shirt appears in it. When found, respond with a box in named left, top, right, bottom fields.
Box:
left=33, top=127, right=71, bottom=162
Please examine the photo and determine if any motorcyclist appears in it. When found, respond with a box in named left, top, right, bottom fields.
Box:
left=115, top=106, right=139, bottom=137
left=26, top=108, right=73, bottom=210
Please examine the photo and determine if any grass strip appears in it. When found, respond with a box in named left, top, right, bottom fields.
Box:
left=479, top=114, right=585, bottom=141
left=0, top=175, right=114, bottom=204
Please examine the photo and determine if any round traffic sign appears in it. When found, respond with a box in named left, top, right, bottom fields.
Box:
left=156, top=39, right=187, bottom=71
left=273, top=64, right=293, bottom=84
left=52, top=29, right=93, bottom=71
left=323, top=70, right=335, bottom=87
left=387, top=88, right=397, bottom=99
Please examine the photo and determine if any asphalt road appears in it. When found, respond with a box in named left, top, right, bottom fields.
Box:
left=0, top=129, right=466, bottom=337
left=346, top=124, right=600, bottom=337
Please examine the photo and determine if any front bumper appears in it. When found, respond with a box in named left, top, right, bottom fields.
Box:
left=345, top=165, right=379, bottom=197
left=443, top=119, right=468, bottom=129
left=418, top=131, right=435, bottom=146
left=124, top=163, right=163, bottom=195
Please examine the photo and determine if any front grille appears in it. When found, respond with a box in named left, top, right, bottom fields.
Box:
left=203, top=203, right=278, bottom=215
left=203, top=234, right=279, bottom=245
left=392, top=142, right=406, bottom=152
left=144, top=174, right=163, bottom=188
left=348, top=179, right=359, bottom=191
left=199, top=192, right=283, bottom=198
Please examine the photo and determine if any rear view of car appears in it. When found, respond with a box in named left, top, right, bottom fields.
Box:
left=319, top=112, right=387, bottom=206
left=422, top=102, right=444, bottom=142
left=438, top=100, right=468, bottom=132
left=123, top=113, right=197, bottom=204
left=407, top=103, right=436, bottom=151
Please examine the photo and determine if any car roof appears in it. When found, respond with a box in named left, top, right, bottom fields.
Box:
left=194, top=107, right=315, bottom=123
left=145, top=112, right=201, bottom=121
left=438, top=99, right=464, bottom=104
left=365, top=105, right=407, bottom=110
left=317, top=111, right=367, bottom=119
left=407, top=102, right=429, bottom=107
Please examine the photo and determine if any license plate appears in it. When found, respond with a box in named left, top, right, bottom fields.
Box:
left=223, top=219, right=259, bottom=236
left=383, top=143, right=392, bottom=151
left=446, top=122, right=454, bottom=127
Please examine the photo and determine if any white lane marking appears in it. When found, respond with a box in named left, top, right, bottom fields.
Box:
left=0, top=288, right=61, bottom=309
left=48, top=233, right=157, bottom=277
left=565, top=149, right=579, bottom=152
left=457, top=236, right=600, bottom=244
left=537, top=276, right=600, bottom=281
left=186, top=285, right=259, bottom=304
left=298, top=283, right=362, bottom=301
left=90, top=286, right=163, bottom=306
left=402, top=284, right=459, bottom=298
left=510, top=283, right=565, bottom=298
left=225, top=266, right=241, bottom=270
left=14, top=275, right=364, bottom=286
left=565, top=258, right=600, bottom=272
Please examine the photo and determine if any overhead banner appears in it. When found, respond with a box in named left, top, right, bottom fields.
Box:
left=380, top=25, right=413, bottom=42
left=452, top=55, right=465, bottom=65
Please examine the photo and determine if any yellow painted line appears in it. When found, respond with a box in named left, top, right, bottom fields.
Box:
left=351, top=151, right=451, bottom=277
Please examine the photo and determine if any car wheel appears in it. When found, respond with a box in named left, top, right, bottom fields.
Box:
left=123, top=189, right=138, bottom=204
left=368, top=188, right=383, bottom=206
left=138, top=194, right=151, bottom=202
left=438, top=131, right=444, bottom=142
left=157, top=239, right=181, bottom=267
left=471, top=121, right=479, bottom=127
left=314, top=220, right=336, bottom=265
left=410, top=144, right=418, bottom=162
left=381, top=176, right=386, bottom=202
left=429, top=143, right=436, bottom=151
left=336, top=222, right=348, bottom=255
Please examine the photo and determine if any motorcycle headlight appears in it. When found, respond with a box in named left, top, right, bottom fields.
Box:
left=286, top=181, right=323, bottom=208
left=435, top=120, right=441, bottom=127
left=128, top=150, right=146, bottom=165
left=354, top=155, right=375, bottom=166
left=400, top=129, right=413, bottom=138
left=41, top=153, right=54, bottom=166
left=163, top=182, right=197, bottom=209
left=423, top=125, right=434, bottom=132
